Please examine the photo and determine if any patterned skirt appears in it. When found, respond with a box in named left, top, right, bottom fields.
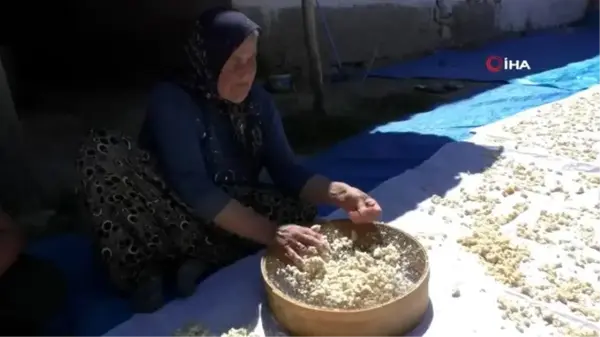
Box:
left=76, top=130, right=316, bottom=292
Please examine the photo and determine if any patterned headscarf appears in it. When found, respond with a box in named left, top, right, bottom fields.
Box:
left=180, top=7, right=263, bottom=156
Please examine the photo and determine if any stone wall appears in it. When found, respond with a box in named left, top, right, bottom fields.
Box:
left=234, top=0, right=589, bottom=75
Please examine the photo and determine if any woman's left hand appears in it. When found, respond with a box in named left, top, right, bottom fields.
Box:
left=335, top=186, right=382, bottom=224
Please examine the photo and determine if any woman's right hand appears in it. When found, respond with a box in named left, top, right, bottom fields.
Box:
left=272, top=224, right=328, bottom=266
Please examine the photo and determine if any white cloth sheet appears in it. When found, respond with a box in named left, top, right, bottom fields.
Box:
left=106, top=86, right=600, bottom=336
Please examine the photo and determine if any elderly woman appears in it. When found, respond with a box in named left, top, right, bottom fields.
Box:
left=77, top=7, right=381, bottom=312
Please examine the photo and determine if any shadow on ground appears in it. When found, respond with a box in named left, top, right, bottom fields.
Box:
left=317, top=132, right=502, bottom=219
left=279, top=78, right=495, bottom=154
left=282, top=89, right=436, bottom=154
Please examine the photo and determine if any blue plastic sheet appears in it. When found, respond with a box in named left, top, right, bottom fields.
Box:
left=370, top=16, right=598, bottom=83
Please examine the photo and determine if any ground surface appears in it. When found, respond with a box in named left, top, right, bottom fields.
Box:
left=279, top=78, right=492, bottom=153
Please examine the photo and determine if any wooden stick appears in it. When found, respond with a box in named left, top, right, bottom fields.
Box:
left=302, top=0, right=326, bottom=115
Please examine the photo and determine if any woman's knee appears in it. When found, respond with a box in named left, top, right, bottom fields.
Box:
left=77, top=130, right=136, bottom=171
left=98, top=231, right=169, bottom=289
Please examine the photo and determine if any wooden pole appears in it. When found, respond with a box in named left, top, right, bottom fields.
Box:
left=301, top=0, right=326, bottom=116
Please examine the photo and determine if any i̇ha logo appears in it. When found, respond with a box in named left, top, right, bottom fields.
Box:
left=486, top=56, right=531, bottom=73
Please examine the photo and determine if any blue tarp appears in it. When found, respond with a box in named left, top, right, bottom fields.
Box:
left=370, top=15, right=598, bottom=83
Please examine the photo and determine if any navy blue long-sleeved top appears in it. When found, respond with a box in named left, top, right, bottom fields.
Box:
left=140, top=82, right=315, bottom=221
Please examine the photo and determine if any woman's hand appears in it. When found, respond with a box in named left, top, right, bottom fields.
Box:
left=334, top=185, right=382, bottom=224
left=272, top=224, right=328, bottom=266
left=299, top=176, right=381, bottom=223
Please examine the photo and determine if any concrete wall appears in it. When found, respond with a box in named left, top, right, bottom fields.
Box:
left=234, top=0, right=589, bottom=74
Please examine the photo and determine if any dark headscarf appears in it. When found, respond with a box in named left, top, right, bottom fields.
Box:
left=180, top=7, right=262, bottom=157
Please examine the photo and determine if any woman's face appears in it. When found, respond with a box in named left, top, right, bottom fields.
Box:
left=217, top=33, right=258, bottom=103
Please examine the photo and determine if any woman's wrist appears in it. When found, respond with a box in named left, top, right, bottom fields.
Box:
left=214, top=200, right=277, bottom=245
left=300, top=175, right=351, bottom=207
left=326, top=181, right=352, bottom=208
left=249, top=213, right=278, bottom=245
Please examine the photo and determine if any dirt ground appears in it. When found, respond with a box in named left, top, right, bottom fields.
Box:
left=275, top=77, right=492, bottom=153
